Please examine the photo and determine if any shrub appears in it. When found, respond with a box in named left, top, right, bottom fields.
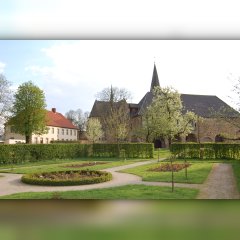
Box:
left=170, top=143, right=240, bottom=160
left=92, top=143, right=154, bottom=158
left=21, top=170, right=112, bottom=186
left=0, top=143, right=153, bottom=165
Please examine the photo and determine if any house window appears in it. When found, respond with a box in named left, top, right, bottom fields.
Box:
left=40, top=138, right=43, bottom=144
left=57, top=128, right=59, bottom=134
left=70, top=130, right=72, bottom=136
left=62, top=129, right=64, bottom=135
left=46, top=138, right=49, bottom=144
left=66, top=129, right=68, bottom=135
left=35, top=137, right=38, bottom=144
left=74, top=130, right=76, bottom=136
left=52, top=128, right=54, bottom=134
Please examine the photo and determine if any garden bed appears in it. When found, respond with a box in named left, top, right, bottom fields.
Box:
left=63, top=162, right=108, bottom=168
left=149, top=163, right=191, bottom=172
left=21, top=170, right=112, bottom=186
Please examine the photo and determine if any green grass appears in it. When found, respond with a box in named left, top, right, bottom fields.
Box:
left=0, top=157, right=145, bottom=170
left=120, top=160, right=213, bottom=184
left=0, top=184, right=199, bottom=199
left=153, top=148, right=171, bottom=159
left=231, top=161, right=240, bottom=192
left=0, top=159, right=142, bottom=174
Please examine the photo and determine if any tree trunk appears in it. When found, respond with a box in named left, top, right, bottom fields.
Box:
left=185, top=159, right=188, bottom=180
left=25, top=135, right=31, bottom=144
left=171, top=157, right=174, bottom=192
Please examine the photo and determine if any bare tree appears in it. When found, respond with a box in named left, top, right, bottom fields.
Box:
left=233, top=77, right=240, bottom=111
left=103, top=100, right=130, bottom=143
left=95, top=86, right=131, bottom=144
left=65, top=109, right=89, bottom=132
left=96, top=86, right=132, bottom=102
left=0, top=74, right=13, bottom=134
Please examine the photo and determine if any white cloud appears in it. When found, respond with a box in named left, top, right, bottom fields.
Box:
left=25, top=40, right=240, bottom=114
left=0, top=62, right=6, bottom=73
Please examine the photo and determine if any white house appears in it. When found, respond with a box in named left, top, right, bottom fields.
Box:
left=4, top=108, right=79, bottom=144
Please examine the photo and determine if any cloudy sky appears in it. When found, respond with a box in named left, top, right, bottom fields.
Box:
left=1, top=1, right=240, bottom=114
left=0, top=40, right=239, bottom=114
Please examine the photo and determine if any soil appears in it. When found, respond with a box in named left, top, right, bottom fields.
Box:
left=150, top=163, right=191, bottom=172
left=63, top=162, right=108, bottom=168
left=36, top=170, right=102, bottom=180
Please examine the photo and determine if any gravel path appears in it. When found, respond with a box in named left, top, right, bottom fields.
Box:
left=0, top=159, right=198, bottom=197
left=0, top=161, right=239, bottom=199
left=197, top=163, right=240, bottom=199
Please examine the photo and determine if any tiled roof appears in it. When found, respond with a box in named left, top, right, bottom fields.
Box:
left=137, top=92, right=239, bottom=117
left=47, top=110, right=78, bottom=129
left=89, top=99, right=128, bottom=118
left=180, top=94, right=239, bottom=117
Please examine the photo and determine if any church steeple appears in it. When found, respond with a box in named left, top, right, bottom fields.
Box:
left=150, top=63, right=160, bottom=92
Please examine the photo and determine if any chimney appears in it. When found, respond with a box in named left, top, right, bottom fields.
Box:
left=52, top=108, right=56, bottom=113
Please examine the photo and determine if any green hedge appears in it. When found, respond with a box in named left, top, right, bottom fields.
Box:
left=92, top=143, right=154, bottom=158
left=21, top=170, right=112, bottom=186
left=170, top=143, right=240, bottom=160
left=0, top=143, right=153, bottom=165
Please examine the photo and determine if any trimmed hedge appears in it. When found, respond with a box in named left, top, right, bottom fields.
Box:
left=92, top=143, right=154, bottom=158
left=170, top=143, right=240, bottom=160
left=0, top=143, right=153, bottom=165
left=0, top=144, right=91, bottom=165
left=21, top=170, right=112, bottom=186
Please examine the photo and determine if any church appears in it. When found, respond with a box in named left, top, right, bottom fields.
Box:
left=90, top=64, right=240, bottom=147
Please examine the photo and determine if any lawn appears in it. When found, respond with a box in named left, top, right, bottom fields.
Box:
left=153, top=148, right=171, bottom=159
left=0, top=159, right=143, bottom=174
left=120, top=160, right=213, bottom=184
left=231, top=161, right=240, bottom=192
left=0, top=149, right=171, bottom=174
left=0, top=184, right=199, bottom=199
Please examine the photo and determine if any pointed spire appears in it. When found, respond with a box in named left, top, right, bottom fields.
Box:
left=110, top=85, right=114, bottom=103
left=150, top=63, right=160, bottom=92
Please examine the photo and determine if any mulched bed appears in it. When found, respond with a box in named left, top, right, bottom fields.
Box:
left=149, top=163, right=191, bottom=172
left=37, top=171, right=103, bottom=180
left=63, top=162, right=108, bottom=168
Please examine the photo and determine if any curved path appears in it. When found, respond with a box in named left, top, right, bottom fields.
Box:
left=0, top=159, right=199, bottom=197
left=0, top=161, right=239, bottom=199
left=197, top=163, right=240, bottom=199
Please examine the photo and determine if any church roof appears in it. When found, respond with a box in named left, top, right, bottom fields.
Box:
left=137, top=91, right=239, bottom=117
left=180, top=94, right=239, bottom=117
left=150, top=63, right=160, bottom=92
left=89, top=99, right=128, bottom=118
left=89, top=63, right=239, bottom=119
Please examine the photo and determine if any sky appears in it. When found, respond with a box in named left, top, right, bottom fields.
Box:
left=0, top=40, right=240, bottom=114
left=1, top=1, right=240, bottom=115
left=2, top=0, right=240, bottom=38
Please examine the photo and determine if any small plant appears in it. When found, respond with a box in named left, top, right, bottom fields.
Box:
left=168, top=154, right=176, bottom=192
left=51, top=192, right=62, bottom=200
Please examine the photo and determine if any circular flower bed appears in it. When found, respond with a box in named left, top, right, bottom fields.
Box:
left=21, top=170, right=112, bottom=186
